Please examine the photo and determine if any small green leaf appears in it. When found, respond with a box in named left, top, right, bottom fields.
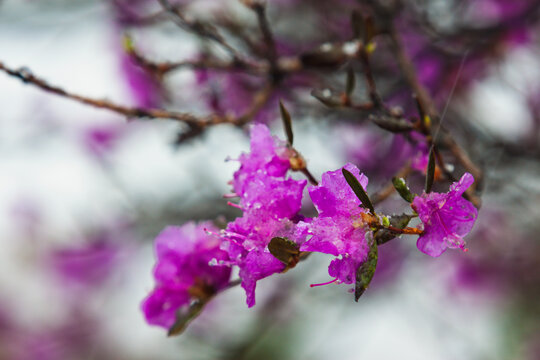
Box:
left=392, top=177, right=415, bottom=203
left=279, top=100, right=294, bottom=145
left=342, top=168, right=375, bottom=214
left=368, top=114, right=414, bottom=133
left=268, top=237, right=300, bottom=267
left=355, top=235, right=377, bottom=301
left=167, top=300, right=206, bottom=336
left=346, top=66, right=356, bottom=96
left=122, top=33, right=134, bottom=53
left=390, top=214, right=414, bottom=229
left=425, top=147, right=435, bottom=193
left=375, top=213, right=414, bottom=245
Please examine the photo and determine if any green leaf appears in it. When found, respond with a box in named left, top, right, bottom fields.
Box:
left=342, top=168, right=375, bottom=214
left=346, top=66, right=356, bottom=96
left=268, top=237, right=300, bottom=267
left=279, top=100, right=294, bottom=145
left=368, top=114, right=414, bottom=133
left=425, top=147, right=435, bottom=193
left=122, top=33, right=134, bottom=53
left=167, top=300, right=206, bottom=336
left=355, top=235, right=378, bottom=301
left=392, top=177, right=415, bottom=203
left=375, top=213, right=413, bottom=245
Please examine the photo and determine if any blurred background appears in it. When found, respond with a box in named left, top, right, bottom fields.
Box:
left=1, top=0, right=539, bottom=359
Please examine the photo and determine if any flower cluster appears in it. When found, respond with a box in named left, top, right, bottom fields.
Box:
left=142, top=124, right=479, bottom=332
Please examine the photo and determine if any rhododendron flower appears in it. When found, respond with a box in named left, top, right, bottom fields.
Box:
left=412, top=173, right=478, bottom=257
left=232, top=124, right=292, bottom=198
left=222, top=124, right=307, bottom=307
left=301, top=163, right=371, bottom=285
left=225, top=216, right=309, bottom=307
left=142, top=222, right=231, bottom=329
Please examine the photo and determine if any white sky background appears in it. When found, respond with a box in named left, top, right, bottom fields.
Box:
left=0, top=0, right=537, bottom=359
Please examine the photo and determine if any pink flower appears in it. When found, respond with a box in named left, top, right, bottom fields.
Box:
left=412, top=173, right=478, bottom=257
left=301, top=163, right=371, bottom=285
left=222, top=124, right=307, bottom=307
left=142, top=222, right=231, bottom=329
left=233, top=124, right=292, bottom=199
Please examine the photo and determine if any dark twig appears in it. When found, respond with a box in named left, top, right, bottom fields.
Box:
left=358, top=48, right=384, bottom=110
left=372, top=165, right=412, bottom=204
left=385, top=23, right=482, bottom=207
left=157, top=0, right=244, bottom=61
left=247, top=1, right=278, bottom=67
left=0, top=61, right=203, bottom=125
left=301, top=168, right=319, bottom=186
left=0, top=62, right=273, bottom=131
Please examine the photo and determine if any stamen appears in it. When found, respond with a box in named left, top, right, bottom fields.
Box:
left=204, top=228, right=220, bottom=237
left=220, top=229, right=247, bottom=241
left=310, top=278, right=338, bottom=288
left=223, top=193, right=239, bottom=199
left=227, top=201, right=243, bottom=210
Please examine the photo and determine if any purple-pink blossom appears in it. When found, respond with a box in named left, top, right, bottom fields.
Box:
left=118, top=50, right=163, bottom=108
left=222, top=124, right=307, bottom=307
left=142, top=222, right=231, bottom=329
left=412, top=173, right=478, bottom=257
left=301, top=163, right=371, bottom=285
left=232, top=124, right=292, bottom=199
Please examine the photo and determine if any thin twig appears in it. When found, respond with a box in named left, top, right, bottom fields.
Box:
left=386, top=24, right=482, bottom=207
left=0, top=62, right=204, bottom=125
left=157, top=0, right=244, bottom=61
left=0, top=61, right=273, bottom=131
left=300, top=168, right=319, bottom=186
left=372, top=165, right=412, bottom=204
left=250, top=1, right=278, bottom=66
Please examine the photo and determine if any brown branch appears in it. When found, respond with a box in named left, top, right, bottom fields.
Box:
left=248, top=1, right=278, bottom=66
left=157, top=0, right=245, bottom=62
left=300, top=168, right=319, bottom=186
left=378, top=225, right=423, bottom=236
left=385, top=23, right=483, bottom=208
left=386, top=24, right=438, bottom=120
left=128, top=50, right=264, bottom=77
left=0, top=61, right=206, bottom=125
left=0, top=61, right=274, bottom=133
left=372, top=165, right=411, bottom=204
left=358, top=48, right=384, bottom=110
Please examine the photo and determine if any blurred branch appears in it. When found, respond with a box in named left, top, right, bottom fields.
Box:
left=244, top=0, right=278, bottom=68
left=0, top=61, right=272, bottom=132
left=372, top=164, right=411, bottom=204
left=384, top=23, right=483, bottom=207
left=157, top=0, right=246, bottom=62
